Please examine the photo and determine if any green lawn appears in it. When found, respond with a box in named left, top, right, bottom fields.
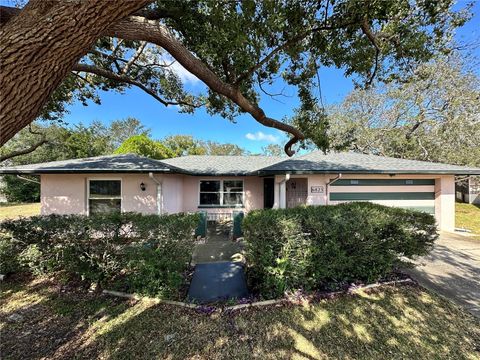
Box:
left=1, top=277, right=479, bottom=359
left=0, top=203, right=40, bottom=220
left=456, top=202, right=480, bottom=237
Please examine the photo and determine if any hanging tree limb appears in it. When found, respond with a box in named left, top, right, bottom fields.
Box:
left=0, top=126, right=47, bottom=163
left=361, top=17, right=381, bottom=87
left=72, top=63, right=201, bottom=108
left=106, top=16, right=305, bottom=155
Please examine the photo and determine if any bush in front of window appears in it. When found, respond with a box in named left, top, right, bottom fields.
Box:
left=0, top=212, right=200, bottom=300
left=243, top=203, right=438, bottom=298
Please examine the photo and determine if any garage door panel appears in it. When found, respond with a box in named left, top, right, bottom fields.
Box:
left=333, top=179, right=435, bottom=186
left=329, top=185, right=434, bottom=193
left=329, top=192, right=435, bottom=201
left=329, top=178, right=436, bottom=215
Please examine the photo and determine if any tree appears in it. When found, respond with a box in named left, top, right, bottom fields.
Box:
left=109, top=117, right=151, bottom=149
left=162, top=135, right=206, bottom=157
left=161, top=135, right=246, bottom=156
left=114, top=134, right=173, bottom=159
left=0, top=0, right=470, bottom=156
left=327, top=56, right=480, bottom=167
left=262, top=144, right=284, bottom=157
left=202, top=141, right=245, bottom=156
left=0, top=121, right=114, bottom=202
left=0, top=117, right=151, bottom=163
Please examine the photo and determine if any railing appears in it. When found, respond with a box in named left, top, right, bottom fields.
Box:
left=206, top=212, right=233, bottom=222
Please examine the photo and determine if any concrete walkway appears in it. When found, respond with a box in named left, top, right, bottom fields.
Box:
left=187, top=262, right=249, bottom=303
left=407, top=232, right=480, bottom=318
left=192, top=222, right=244, bottom=265
left=188, top=222, right=248, bottom=303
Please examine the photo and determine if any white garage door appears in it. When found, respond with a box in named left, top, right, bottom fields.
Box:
left=329, top=178, right=435, bottom=214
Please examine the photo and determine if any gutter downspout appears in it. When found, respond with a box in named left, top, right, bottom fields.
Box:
left=149, top=172, right=163, bottom=215
left=326, top=173, right=342, bottom=205
left=278, top=173, right=290, bottom=208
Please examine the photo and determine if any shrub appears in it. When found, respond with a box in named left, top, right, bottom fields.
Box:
left=0, top=212, right=199, bottom=299
left=0, top=236, right=21, bottom=274
left=243, top=203, right=437, bottom=298
left=18, top=244, right=49, bottom=276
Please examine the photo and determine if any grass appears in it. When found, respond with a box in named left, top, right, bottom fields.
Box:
left=1, top=277, right=479, bottom=359
left=456, top=202, right=480, bottom=237
left=0, top=203, right=40, bottom=220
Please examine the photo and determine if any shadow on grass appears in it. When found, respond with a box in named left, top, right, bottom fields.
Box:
left=1, top=278, right=479, bottom=360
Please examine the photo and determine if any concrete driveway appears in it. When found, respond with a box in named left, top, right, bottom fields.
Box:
left=408, top=232, right=480, bottom=318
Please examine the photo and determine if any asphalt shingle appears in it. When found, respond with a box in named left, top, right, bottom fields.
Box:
left=161, top=155, right=283, bottom=175
left=0, top=154, right=176, bottom=174
left=259, top=151, right=480, bottom=175
left=1, top=151, right=479, bottom=175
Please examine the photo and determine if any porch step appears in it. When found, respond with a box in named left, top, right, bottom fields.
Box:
left=187, top=261, right=249, bottom=304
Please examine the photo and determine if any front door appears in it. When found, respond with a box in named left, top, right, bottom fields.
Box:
left=286, top=178, right=308, bottom=208
left=263, top=178, right=274, bottom=208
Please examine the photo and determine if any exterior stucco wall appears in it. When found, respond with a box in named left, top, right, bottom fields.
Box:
left=41, top=174, right=87, bottom=215
left=434, top=175, right=455, bottom=232
left=40, top=173, right=182, bottom=215
left=40, top=172, right=456, bottom=231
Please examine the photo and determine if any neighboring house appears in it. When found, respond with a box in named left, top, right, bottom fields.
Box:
left=1, top=151, right=479, bottom=232
left=455, top=176, right=480, bottom=205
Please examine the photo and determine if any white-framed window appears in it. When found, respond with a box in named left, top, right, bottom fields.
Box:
left=88, top=179, right=122, bottom=215
left=199, top=179, right=244, bottom=207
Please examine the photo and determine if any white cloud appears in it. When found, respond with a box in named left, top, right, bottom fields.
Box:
left=169, top=59, right=200, bottom=84
left=245, top=131, right=280, bottom=143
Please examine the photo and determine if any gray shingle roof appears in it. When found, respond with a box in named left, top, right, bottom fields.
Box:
left=1, top=151, right=479, bottom=175
left=161, top=155, right=283, bottom=175
left=0, top=154, right=176, bottom=174
left=259, top=151, right=480, bottom=175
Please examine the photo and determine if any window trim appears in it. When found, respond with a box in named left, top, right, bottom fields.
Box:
left=87, top=178, right=123, bottom=215
left=198, top=179, right=245, bottom=208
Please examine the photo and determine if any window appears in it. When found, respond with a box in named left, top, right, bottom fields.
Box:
left=199, top=180, right=244, bottom=206
left=88, top=180, right=121, bottom=215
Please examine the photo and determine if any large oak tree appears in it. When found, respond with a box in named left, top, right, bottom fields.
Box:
left=0, top=0, right=469, bottom=156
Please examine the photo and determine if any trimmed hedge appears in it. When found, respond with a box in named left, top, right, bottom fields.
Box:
left=243, top=203, right=437, bottom=298
left=0, top=212, right=199, bottom=299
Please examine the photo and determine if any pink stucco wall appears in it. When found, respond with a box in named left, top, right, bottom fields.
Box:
left=40, top=174, right=264, bottom=216
left=40, top=174, right=86, bottom=215
left=40, top=172, right=456, bottom=231
left=41, top=173, right=161, bottom=215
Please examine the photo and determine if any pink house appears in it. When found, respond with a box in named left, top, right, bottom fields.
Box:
left=2, top=151, right=480, bottom=232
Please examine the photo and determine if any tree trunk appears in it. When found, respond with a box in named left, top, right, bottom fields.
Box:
left=0, top=0, right=151, bottom=146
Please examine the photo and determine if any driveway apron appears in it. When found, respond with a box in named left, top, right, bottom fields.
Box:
left=407, top=232, right=480, bottom=318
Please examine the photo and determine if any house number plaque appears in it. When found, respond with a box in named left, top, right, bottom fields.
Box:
left=310, top=186, right=324, bottom=193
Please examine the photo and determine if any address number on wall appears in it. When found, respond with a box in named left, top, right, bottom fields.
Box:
left=310, top=186, right=324, bottom=193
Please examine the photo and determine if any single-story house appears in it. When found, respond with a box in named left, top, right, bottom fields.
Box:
left=1, top=151, right=479, bottom=232
left=456, top=175, right=480, bottom=205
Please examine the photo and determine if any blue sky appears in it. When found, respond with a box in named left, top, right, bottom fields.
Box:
left=54, top=1, right=480, bottom=153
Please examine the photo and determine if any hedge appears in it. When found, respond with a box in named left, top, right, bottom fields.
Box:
left=243, top=203, right=438, bottom=298
left=0, top=212, right=199, bottom=299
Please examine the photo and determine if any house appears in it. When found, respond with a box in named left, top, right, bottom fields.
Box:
left=1, top=151, right=479, bottom=232
left=455, top=175, right=480, bottom=205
